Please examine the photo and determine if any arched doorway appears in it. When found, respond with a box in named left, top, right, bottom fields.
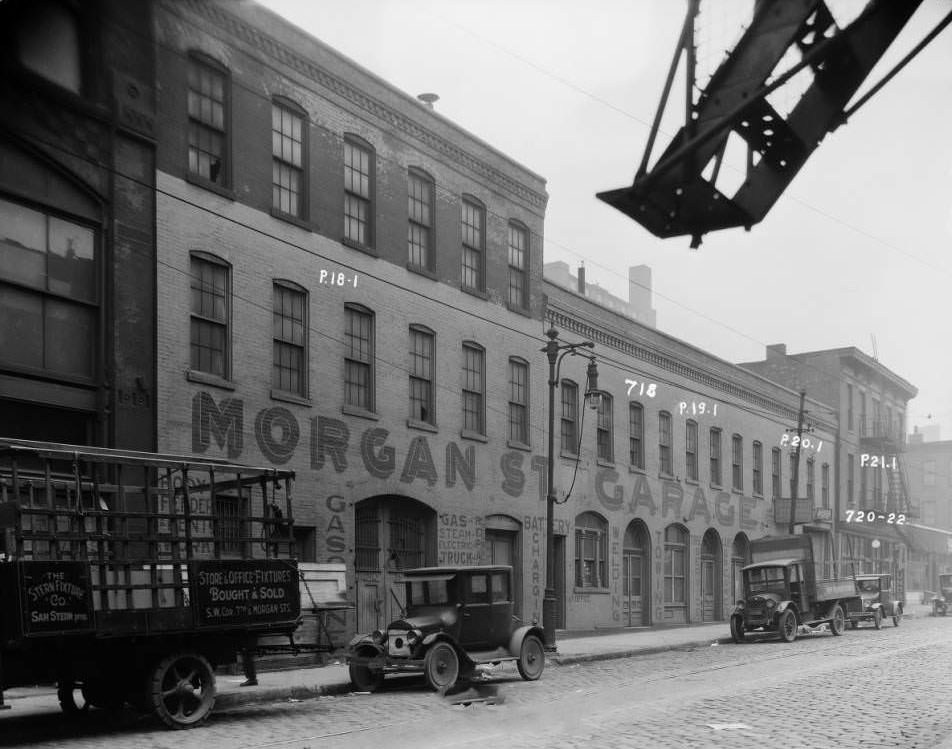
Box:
left=484, top=514, right=522, bottom=617
left=700, top=529, right=722, bottom=622
left=354, top=495, right=436, bottom=631
left=622, top=520, right=650, bottom=626
left=731, top=533, right=750, bottom=605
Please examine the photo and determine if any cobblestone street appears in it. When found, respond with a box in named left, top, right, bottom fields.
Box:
left=3, top=616, right=952, bottom=748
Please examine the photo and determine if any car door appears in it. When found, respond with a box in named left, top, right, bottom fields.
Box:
left=489, top=571, right=513, bottom=647
left=458, top=572, right=492, bottom=649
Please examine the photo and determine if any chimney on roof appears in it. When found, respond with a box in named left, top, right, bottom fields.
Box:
left=577, top=263, right=586, bottom=295
left=767, top=343, right=787, bottom=359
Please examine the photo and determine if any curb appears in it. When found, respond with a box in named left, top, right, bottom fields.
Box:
left=551, top=637, right=734, bottom=666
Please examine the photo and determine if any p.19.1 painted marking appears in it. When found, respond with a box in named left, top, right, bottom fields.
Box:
left=319, top=269, right=358, bottom=287
left=625, top=379, right=657, bottom=398
left=678, top=401, right=717, bottom=416
left=860, top=454, right=897, bottom=470
left=779, top=434, right=823, bottom=452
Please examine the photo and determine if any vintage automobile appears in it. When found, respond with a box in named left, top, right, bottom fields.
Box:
left=931, top=573, right=952, bottom=616
left=848, top=574, right=903, bottom=628
left=346, top=565, right=545, bottom=692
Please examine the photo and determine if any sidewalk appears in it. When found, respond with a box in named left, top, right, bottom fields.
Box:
left=3, top=604, right=931, bottom=715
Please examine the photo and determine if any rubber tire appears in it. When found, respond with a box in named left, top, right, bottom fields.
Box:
left=777, top=609, right=798, bottom=643
left=893, top=607, right=902, bottom=627
left=423, top=642, right=459, bottom=692
left=730, top=615, right=746, bottom=643
left=147, top=651, right=217, bottom=729
left=57, top=682, right=90, bottom=715
left=348, top=646, right=385, bottom=693
left=516, top=635, right=545, bottom=681
left=830, top=605, right=846, bottom=636
left=873, top=608, right=883, bottom=630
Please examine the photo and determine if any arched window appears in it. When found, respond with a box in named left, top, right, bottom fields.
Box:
left=461, top=195, right=486, bottom=291
left=272, top=280, right=307, bottom=396
left=344, top=303, right=375, bottom=412
left=408, top=324, right=435, bottom=425
left=685, top=419, right=698, bottom=481
left=461, top=341, right=485, bottom=436
left=596, top=393, right=613, bottom=463
left=344, top=134, right=374, bottom=247
left=272, top=97, right=307, bottom=218
left=187, top=52, right=230, bottom=187
left=408, top=168, right=434, bottom=270
left=560, top=379, right=579, bottom=455
left=190, top=252, right=231, bottom=379
left=575, top=512, right=608, bottom=589
left=507, top=220, right=529, bottom=309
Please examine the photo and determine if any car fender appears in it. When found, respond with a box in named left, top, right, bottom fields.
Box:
left=866, top=602, right=884, bottom=613
left=775, top=600, right=795, bottom=614
left=347, top=633, right=378, bottom=651
left=421, top=631, right=458, bottom=650
left=508, top=624, right=545, bottom=656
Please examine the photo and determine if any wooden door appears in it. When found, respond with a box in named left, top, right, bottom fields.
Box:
left=554, top=535, right=565, bottom=629
left=701, top=558, right=716, bottom=622
left=486, top=528, right=520, bottom=617
left=623, top=551, right=644, bottom=626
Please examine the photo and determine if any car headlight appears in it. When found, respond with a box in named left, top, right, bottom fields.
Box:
left=371, top=629, right=385, bottom=645
left=406, top=629, right=422, bottom=646
left=735, top=600, right=745, bottom=608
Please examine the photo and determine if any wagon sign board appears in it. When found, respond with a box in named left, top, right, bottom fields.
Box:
left=21, top=562, right=93, bottom=634
left=194, top=559, right=300, bottom=625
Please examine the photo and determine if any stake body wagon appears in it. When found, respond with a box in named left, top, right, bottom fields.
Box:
left=0, top=439, right=301, bottom=728
left=731, top=535, right=862, bottom=643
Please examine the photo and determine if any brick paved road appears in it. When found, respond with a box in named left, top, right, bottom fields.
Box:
left=3, top=616, right=951, bottom=748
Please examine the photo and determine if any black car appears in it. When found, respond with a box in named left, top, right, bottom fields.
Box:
left=346, top=565, right=545, bottom=692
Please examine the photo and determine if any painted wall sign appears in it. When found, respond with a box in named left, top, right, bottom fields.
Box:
left=437, top=512, right=485, bottom=566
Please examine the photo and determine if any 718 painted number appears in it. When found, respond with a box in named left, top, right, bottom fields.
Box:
left=626, top=379, right=657, bottom=398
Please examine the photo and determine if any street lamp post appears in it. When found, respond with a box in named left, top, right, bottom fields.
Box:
left=542, top=326, right=597, bottom=651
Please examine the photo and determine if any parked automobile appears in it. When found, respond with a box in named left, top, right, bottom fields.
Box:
left=848, top=574, right=903, bottom=628
left=346, top=565, right=545, bottom=692
left=931, top=573, right=952, bottom=616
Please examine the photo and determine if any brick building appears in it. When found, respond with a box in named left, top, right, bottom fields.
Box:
left=543, top=280, right=836, bottom=629
left=902, top=439, right=952, bottom=593
left=742, top=345, right=917, bottom=598
left=152, top=0, right=549, bottom=640
left=0, top=0, right=157, bottom=449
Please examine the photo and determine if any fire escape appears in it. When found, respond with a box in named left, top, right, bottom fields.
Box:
left=598, top=0, right=952, bottom=247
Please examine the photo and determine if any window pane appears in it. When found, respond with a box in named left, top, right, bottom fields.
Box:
left=0, top=285, right=43, bottom=369
left=48, top=217, right=95, bottom=302
left=0, top=199, right=47, bottom=289
left=45, top=298, right=94, bottom=377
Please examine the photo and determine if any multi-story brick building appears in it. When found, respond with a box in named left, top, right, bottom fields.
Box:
left=742, top=345, right=917, bottom=597
left=0, top=0, right=157, bottom=449
left=543, top=280, right=836, bottom=629
left=152, top=0, right=549, bottom=640
left=903, top=438, right=952, bottom=593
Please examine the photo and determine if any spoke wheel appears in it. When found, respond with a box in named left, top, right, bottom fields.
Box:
left=873, top=608, right=883, bottom=630
left=777, top=609, right=798, bottom=643
left=729, top=615, right=746, bottom=643
left=829, top=604, right=845, bottom=636
left=423, top=642, right=459, bottom=692
left=148, top=652, right=216, bottom=729
left=57, top=682, right=90, bottom=715
left=516, top=635, right=545, bottom=681
left=349, top=646, right=385, bottom=692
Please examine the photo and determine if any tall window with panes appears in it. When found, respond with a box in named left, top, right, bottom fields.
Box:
left=806, top=457, right=815, bottom=500
left=508, top=222, right=528, bottom=309
left=560, top=380, right=578, bottom=455
left=508, top=358, right=529, bottom=445
left=659, top=411, right=673, bottom=476
left=190, top=253, right=230, bottom=378
left=187, top=55, right=227, bottom=185
left=629, top=402, right=645, bottom=469
left=772, top=447, right=782, bottom=498
left=596, top=394, right=613, bottom=463
left=344, top=304, right=374, bottom=411
left=732, top=434, right=743, bottom=491
left=407, top=169, right=433, bottom=269
left=752, top=441, right=763, bottom=496
left=710, top=428, right=722, bottom=486
left=685, top=420, right=698, bottom=481
left=575, top=512, right=607, bottom=588
left=272, top=101, right=304, bottom=216
left=847, top=453, right=855, bottom=504
left=461, top=198, right=484, bottom=291
left=409, top=325, right=434, bottom=424
left=344, top=136, right=373, bottom=246
left=821, top=463, right=830, bottom=508
left=461, top=343, right=485, bottom=435
left=272, top=281, right=306, bottom=396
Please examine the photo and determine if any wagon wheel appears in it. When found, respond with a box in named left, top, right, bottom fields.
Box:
left=423, top=642, right=459, bottom=692
left=57, top=681, right=90, bottom=715
left=829, top=604, right=846, bottom=636
left=349, top=646, right=385, bottom=693
left=729, top=615, right=746, bottom=643
left=872, top=607, right=883, bottom=630
left=516, top=635, right=545, bottom=681
left=777, top=609, right=798, bottom=643
left=147, top=651, right=216, bottom=729
left=892, top=606, right=902, bottom=627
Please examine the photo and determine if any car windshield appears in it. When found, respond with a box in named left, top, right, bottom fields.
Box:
left=406, top=578, right=452, bottom=606
left=746, top=566, right=786, bottom=596
left=857, top=580, right=880, bottom=593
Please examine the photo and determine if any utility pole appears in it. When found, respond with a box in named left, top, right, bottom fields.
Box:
left=788, top=390, right=807, bottom=535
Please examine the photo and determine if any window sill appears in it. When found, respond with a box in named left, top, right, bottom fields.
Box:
left=628, top=465, right=646, bottom=475
left=596, top=459, right=615, bottom=469
left=506, top=302, right=532, bottom=318
left=342, top=236, right=376, bottom=256
left=685, top=478, right=699, bottom=486
left=407, top=419, right=438, bottom=433
left=573, top=587, right=610, bottom=595
left=407, top=263, right=437, bottom=280
left=460, top=429, right=488, bottom=443
left=658, top=473, right=675, bottom=481
left=461, top=286, right=489, bottom=301
left=342, top=405, right=379, bottom=421
left=185, top=173, right=235, bottom=200
left=507, top=440, right=531, bottom=452
left=271, top=207, right=315, bottom=232
left=710, top=483, right=723, bottom=491
left=186, top=370, right=235, bottom=391
left=560, top=450, right=579, bottom=461
left=270, top=389, right=311, bottom=407
left=731, top=487, right=745, bottom=495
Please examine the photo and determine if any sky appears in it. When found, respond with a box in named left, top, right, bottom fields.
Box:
left=258, top=0, right=952, bottom=433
